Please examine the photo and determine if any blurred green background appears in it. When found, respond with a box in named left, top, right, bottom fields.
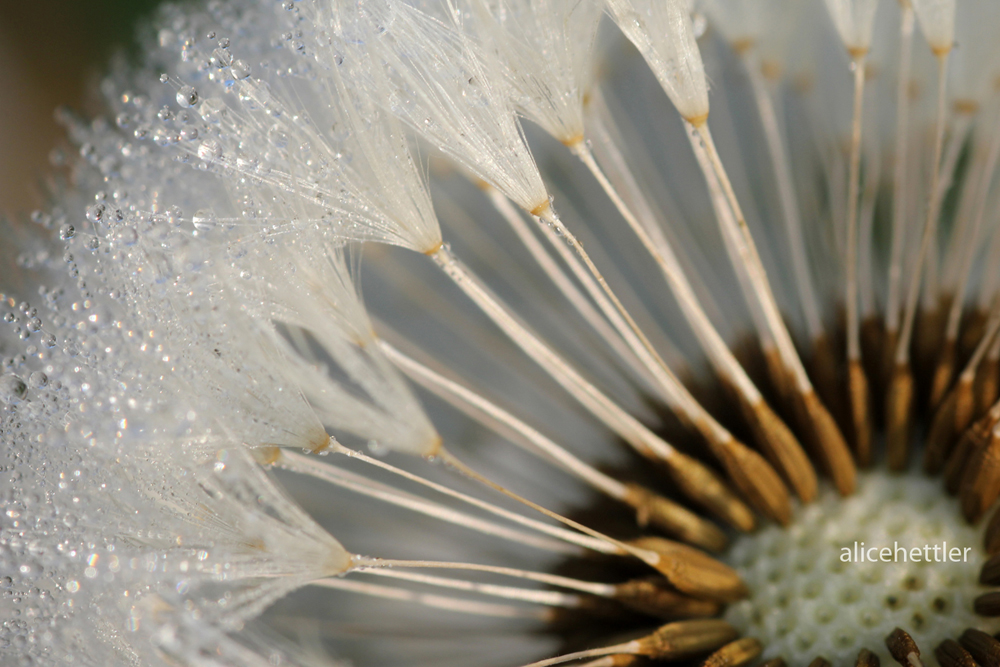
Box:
left=0, top=0, right=166, bottom=217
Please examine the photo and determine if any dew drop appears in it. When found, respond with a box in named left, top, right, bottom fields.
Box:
left=231, top=59, right=251, bottom=79
left=59, top=225, right=75, bottom=241
left=176, top=85, right=199, bottom=108
left=86, top=204, right=105, bottom=223
left=211, top=48, right=233, bottom=68
left=199, top=98, right=227, bottom=123
left=198, top=140, right=223, bottom=161
left=116, top=227, right=139, bottom=246
left=0, top=375, right=28, bottom=405
left=27, top=372, right=47, bottom=389
left=267, top=124, right=289, bottom=149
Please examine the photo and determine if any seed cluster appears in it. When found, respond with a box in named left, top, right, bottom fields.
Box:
left=725, top=472, right=1000, bottom=666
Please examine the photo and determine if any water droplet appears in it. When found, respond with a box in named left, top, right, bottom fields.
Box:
left=231, top=59, right=251, bottom=79
left=199, top=98, right=227, bottom=123
left=198, top=140, right=223, bottom=161
left=0, top=375, right=27, bottom=405
left=153, top=127, right=177, bottom=147
left=192, top=210, right=217, bottom=230
left=267, top=124, right=289, bottom=149
left=27, top=372, right=47, bottom=389
left=116, top=228, right=138, bottom=246
left=176, top=85, right=199, bottom=108
left=41, top=334, right=56, bottom=349
left=86, top=204, right=105, bottom=223
left=59, top=225, right=75, bottom=240
left=211, top=48, right=233, bottom=69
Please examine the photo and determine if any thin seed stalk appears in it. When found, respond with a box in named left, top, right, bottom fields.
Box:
left=888, top=52, right=951, bottom=470
left=845, top=54, right=873, bottom=465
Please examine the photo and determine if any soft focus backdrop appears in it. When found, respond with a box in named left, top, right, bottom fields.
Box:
left=0, top=0, right=163, bottom=217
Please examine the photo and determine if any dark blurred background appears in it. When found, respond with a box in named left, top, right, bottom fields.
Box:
left=0, top=0, right=164, bottom=217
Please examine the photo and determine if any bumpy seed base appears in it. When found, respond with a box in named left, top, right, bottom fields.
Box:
left=724, top=470, right=1000, bottom=666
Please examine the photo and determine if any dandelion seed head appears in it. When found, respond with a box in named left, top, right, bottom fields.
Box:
left=7, top=0, right=1000, bottom=665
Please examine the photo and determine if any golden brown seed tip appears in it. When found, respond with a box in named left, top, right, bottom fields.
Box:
left=953, top=376, right=977, bottom=438
left=637, top=619, right=738, bottom=660
left=848, top=360, right=873, bottom=468
left=714, top=438, right=792, bottom=526
left=760, top=59, right=783, bottom=81
left=797, top=388, right=857, bottom=495
left=959, top=629, right=1000, bottom=667
left=665, top=452, right=756, bottom=532
left=886, top=364, right=915, bottom=471
left=959, top=430, right=1000, bottom=523
left=627, top=537, right=749, bottom=603
left=856, top=648, right=880, bottom=667
left=977, top=358, right=1000, bottom=416
left=975, top=592, right=1000, bottom=616
left=612, top=578, right=722, bottom=620
left=807, top=657, right=832, bottom=667
left=945, top=413, right=995, bottom=495
left=954, top=98, right=981, bottom=115
left=606, top=657, right=647, bottom=667
left=929, top=340, right=957, bottom=411
left=762, top=346, right=793, bottom=404
left=886, top=628, right=922, bottom=667
left=700, top=637, right=763, bottom=667
left=622, top=483, right=728, bottom=553
left=741, top=396, right=817, bottom=503
left=936, top=639, right=977, bottom=667
left=252, top=446, right=282, bottom=466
